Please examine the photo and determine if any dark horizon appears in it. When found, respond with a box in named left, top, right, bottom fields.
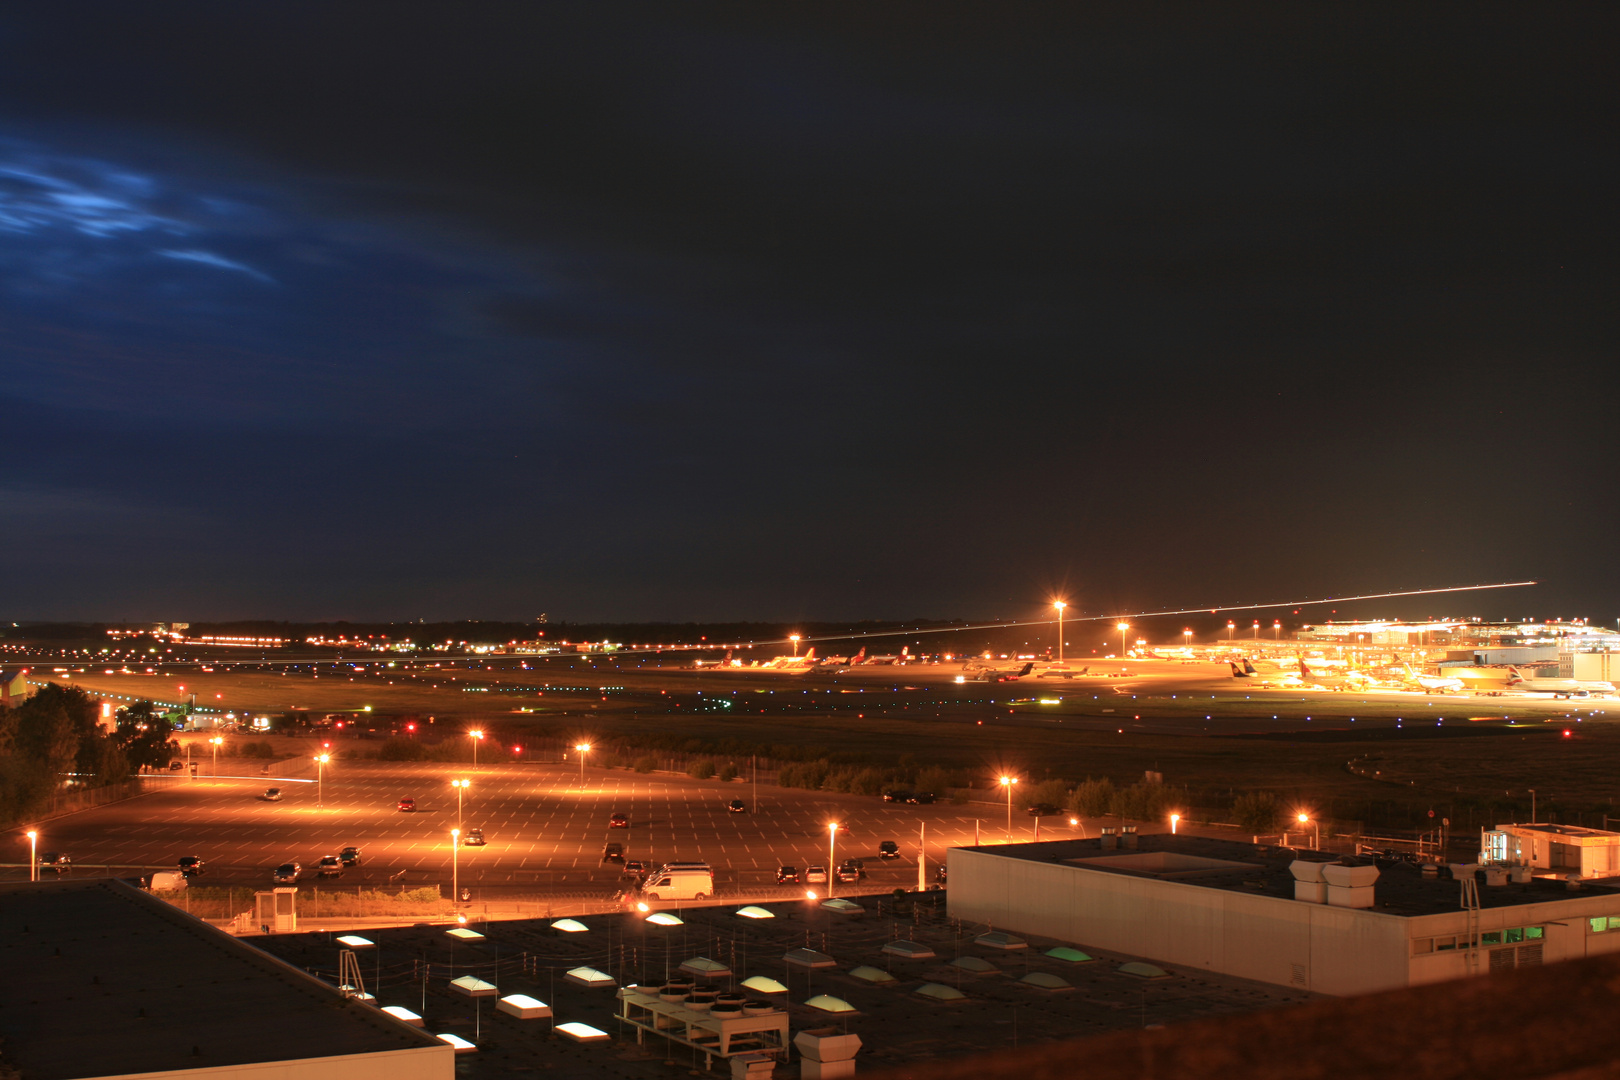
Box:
left=1, top=5, right=1612, bottom=623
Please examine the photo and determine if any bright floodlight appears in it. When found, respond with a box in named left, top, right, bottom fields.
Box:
left=575, top=742, right=591, bottom=752
left=469, top=729, right=483, bottom=739
left=999, top=775, right=1017, bottom=786
left=1298, top=813, right=1309, bottom=824
left=1054, top=601, right=1065, bottom=611
left=1117, top=622, right=1128, bottom=631
left=26, top=830, right=37, bottom=840
left=828, top=821, right=838, bottom=832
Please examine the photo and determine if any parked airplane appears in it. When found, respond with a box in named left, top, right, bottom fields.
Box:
left=959, top=660, right=1036, bottom=683
left=1299, top=658, right=1377, bottom=690
left=1400, top=664, right=1466, bottom=694
left=1507, top=666, right=1615, bottom=697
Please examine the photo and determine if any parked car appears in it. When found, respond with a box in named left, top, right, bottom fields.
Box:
left=274, top=862, right=301, bottom=884
left=776, top=865, right=801, bottom=885
left=168, top=760, right=186, bottom=772
left=397, top=797, right=416, bottom=812
left=908, top=792, right=936, bottom=805
left=727, top=799, right=747, bottom=813
left=339, top=846, right=363, bottom=866
left=609, top=812, right=630, bottom=828
left=177, top=855, right=203, bottom=877
left=882, top=789, right=913, bottom=803
left=878, top=840, right=900, bottom=859
left=623, top=859, right=646, bottom=876
left=602, top=842, right=625, bottom=863
left=260, top=787, right=283, bottom=802
left=804, top=865, right=828, bottom=885
left=1027, top=803, right=1062, bottom=817
left=835, top=863, right=864, bottom=884
left=316, top=855, right=343, bottom=878
left=38, top=851, right=72, bottom=871
left=462, top=828, right=486, bottom=846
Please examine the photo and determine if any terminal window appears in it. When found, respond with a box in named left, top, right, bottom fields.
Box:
left=1588, top=916, right=1620, bottom=934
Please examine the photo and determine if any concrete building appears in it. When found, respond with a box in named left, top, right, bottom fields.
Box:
left=1487, top=823, right=1620, bottom=879
left=0, top=878, right=453, bottom=1080
left=0, top=667, right=30, bottom=708
left=947, top=834, right=1620, bottom=997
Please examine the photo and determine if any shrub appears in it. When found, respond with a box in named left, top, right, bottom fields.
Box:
left=634, top=755, right=658, bottom=774
left=915, top=766, right=954, bottom=797
left=376, top=738, right=431, bottom=762
left=1069, top=777, right=1115, bottom=817
left=1110, top=781, right=1171, bottom=822
left=778, top=759, right=831, bottom=790
left=717, top=763, right=739, bottom=782
left=1027, top=779, right=1070, bottom=808
left=687, top=759, right=716, bottom=780
left=1233, top=790, right=1282, bottom=833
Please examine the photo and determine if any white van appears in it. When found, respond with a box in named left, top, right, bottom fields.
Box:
left=149, top=871, right=187, bottom=890
left=641, top=869, right=714, bottom=901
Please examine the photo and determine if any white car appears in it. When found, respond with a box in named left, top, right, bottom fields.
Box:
left=805, top=865, right=828, bottom=885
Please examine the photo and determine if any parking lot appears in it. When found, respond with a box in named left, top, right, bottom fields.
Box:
left=9, top=761, right=1060, bottom=896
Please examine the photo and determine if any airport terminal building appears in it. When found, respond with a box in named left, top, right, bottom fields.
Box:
left=947, top=834, right=1620, bottom=997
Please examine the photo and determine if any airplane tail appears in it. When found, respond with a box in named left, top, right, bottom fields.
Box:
left=1299, top=657, right=1311, bottom=678
left=805, top=647, right=815, bottom=660
left=1243, top=659, right=1258, bottom=675
left=1229, top=662, right=1246, bottom=678
left=851, top=647, right=866, bottom=665
left=1017, top=663, right=1034, bottom=677
left=1507, top=666, right=1524, bottom=684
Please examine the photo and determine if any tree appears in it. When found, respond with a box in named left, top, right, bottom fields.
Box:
left=1069, top=777, right=1115, bottom=817
left=1233, top=791, right=1282, bottom=833
left=115, top=701, right=178, bottom=771
left=12, top=682, right=95, bottom=784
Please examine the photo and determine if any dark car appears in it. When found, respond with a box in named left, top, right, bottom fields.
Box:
left=882, top=789, right=913, bottom=803
left=908, top=792, right=936, bottom=805
left=260, top=787, right=283, bottom=802
left=609, top=812, right=630, bottom=828
left=835, top=860, right=865, bottom=883
left=623, top=859, right=646, bottom=876
left=316, top=855, right=343, bottom=878
left=1027, top=803, right=1063, bottom=817
left=397, top=797, right=416, bottom=812
left=878, top=840, right=900, bottom=859
left=602, top=842, right=625, bottom=863
left=461, top=828, right=486, bottom=846
left=339, top=846, right=362, bottom=866
left=177, top=855, right=204, bottom=877
left=168, top=760, right=186, bottom=772
left=38, top=852, right=72, bottom=871
left=776, top=865, right=800, bottom=885
left=274, top=862, right=301, bottom=884
left=727, top=799, right=747, bottom=813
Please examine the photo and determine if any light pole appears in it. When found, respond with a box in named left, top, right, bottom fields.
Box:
left=1116, top=623, right=1129, bottom=659
left=451, top=778, right=470, bottom=830
left=468, top=730, right=484, bottom=767
left=1183, top=628, right=1193, bottom=652
left=790, top=635, right=801, bottom=657
left=210, top=736, right=223, bottom=777
left=314, top=753, right=329, bottom=808
left=1170, top=813, right=1181, bottom=835
left=1054, top=602, right=1067, bottom=662
left=1252, top=621, right=1260, bottom=640
left=999, top=775, right=1019, bottom=840
left=451, top=828, right=460, bottom=903
left=1227, top=620, right=1235, bottom=642
left=1298, top=813, right=1318, bottom=849
left=1274, top=620, right=1282, bottom=640
left=1529, top=789, right=1536, bottom=824
left=27, top=830, right=37, bottom=882
left=574, top=743, right=591, bottom=784
left=827, top=822, right=838, bottom=898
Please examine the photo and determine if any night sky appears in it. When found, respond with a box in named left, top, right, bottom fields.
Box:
left=0, top=5, right=1612, bottom=625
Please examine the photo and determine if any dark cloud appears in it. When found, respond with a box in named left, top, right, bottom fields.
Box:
left=0, top=4, right=1613, bottom=623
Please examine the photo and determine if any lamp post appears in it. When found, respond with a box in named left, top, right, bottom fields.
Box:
left=209, top=736, right=223, bottom=777
left=1183, top=628, right=1193, bottom=651
left=468, top=730, right=484, bottom=768
left=451, top=828, right=460, bottom=903
left=1054, top=602, right=1067, bottom=662
left=1298, top=813, right=1319, bottom=850
left=999, top=775, right=1019, bottom=840
left=314, top=753, right=329, bottom=808
left=827, top=822, right=839, bottom=899
left=1116, top=623, right=1129, bottom=659
left=790, top=635, right=801, bottom=657
left=574, top=743, right=591, bottom=784
left=451, top=778, right=470, bottom=830
left=1170, top=813, right=1181, bottom=835
left=1529, top=789, right=1536, bottom=824
left=1227, top=620, right=1235, bottom=642
left=27, top=830, right=37, bottom=882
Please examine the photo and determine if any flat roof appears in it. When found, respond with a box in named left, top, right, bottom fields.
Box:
left=1499, top=823, right=1620, bottom=840
left=0, top=878, right=445, bottom=1080
left=961, top=835, right=1597, bottom=916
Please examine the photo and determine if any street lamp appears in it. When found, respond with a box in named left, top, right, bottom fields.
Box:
left=790, top=635, right=801, bottom=657
left=451, top=828, right=460, bottom=903
left=451, top=778, right=470, bottom=829
left=1297, top=812, right=1319, bottom=849
left=827, top=822, right=839, bottom=898
left=999, top=775, right=1019, bottom=840
left=1170, top=813, right=1181, bottom=835
left=1274, top=620, right=1282, bottom=640
left=468, top=730, right=484, bottom=767
left=1116, top=623, right=1129, bottom=659
left=1054, top=602, right=1067, bottom=662
left=314, top=753, right=329, bottom=808
left=1252, top=621, right=1260, bottom=640
left=1227, top=620, right=1235, bottom=641
left=574, top=743, right=591, bottom=784
left=209, top=736, right=223, bottom=777
left=26, top=830, right=37, bottom=882
left=1183, top=628, right=1193, bottom=651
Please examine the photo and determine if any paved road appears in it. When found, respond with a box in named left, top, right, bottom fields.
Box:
left=10, top=762, right=1060, bottom=895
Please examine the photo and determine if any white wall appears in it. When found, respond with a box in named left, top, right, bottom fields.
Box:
left=93, top=1043, right=453, bottom=1080
left=947, top=849, right=1408, bottom=996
